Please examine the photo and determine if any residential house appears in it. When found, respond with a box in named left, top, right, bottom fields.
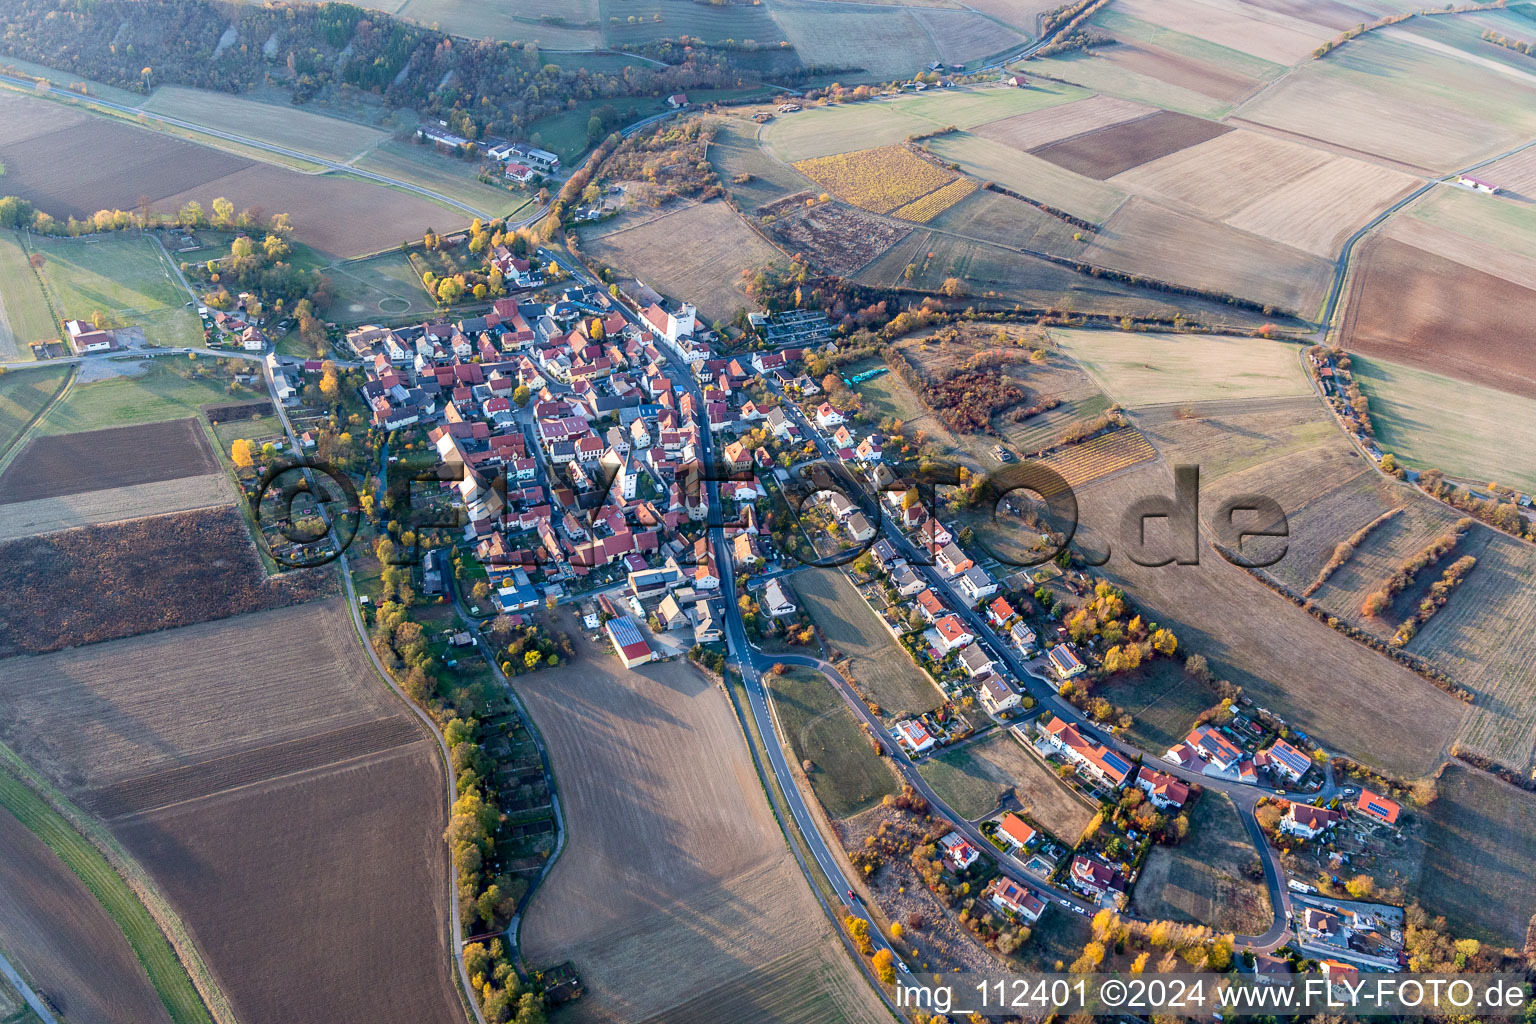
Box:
left=1183, top=724, right=1244, bottom=774
left=988, top=878, right=1046, bottom=922
left=987, top=596, right=1016, bottom=627
left=997, top=814, right=1037, bottom=854
left=956, top=566, right=998, bottom=602
left=1281, top=803, right=1345, bottom=839
left=958, top=644, right=995, bottom=677
left=691, top=600, right=722, bottom=644
left=814, top=402, right=844, bottom=429
left=1047, top=644, right=1086, bottom=680
left=1134, top=768, right=1190, bottom=810
left=656, top=593, right=690, bottom=631
left=936, top=541, right=973, bottom=578
left=891, top=565, right=926, bottom=597
left=894, top=719, right=936, bottom=755
left=915, top=588, right=946, bottom=622
left=938, top=832, right=980, bottom=871
left=1260, top=738, right=1313, bottom=782
left=977, top=673, right=1021, bottom=715
left=1009, top=620, right=1038, bottom=654
left=763, top=578, right=797, bottom=617
left=934, top=614, right=975, bottom=655
left=1355, top=790, right=1401, bottom=826
left=1070, top=855, right=1126, bottom=906
left=1040, top=716, right=1131, bottom=788
left=845, top=511, right=876, bottom=543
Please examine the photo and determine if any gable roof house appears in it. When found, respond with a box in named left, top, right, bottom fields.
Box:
left=988, top=877, right=1046, bottom=922
left=956, top=565, right=998, bottom=602
left=1134, top=767, right=1190, bottom=810
left=936, top=541, right=973, bottom=578
left=934, top=614, right=975, bottom=655
left=1040, top=716, right=1131, bottom=789
left=1281, top=802, right=1345, bottom=839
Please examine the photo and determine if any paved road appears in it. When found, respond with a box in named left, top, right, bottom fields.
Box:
left=0, top=950, right=60, bottom=1024
left=770, top=387, right=1310, bottom=948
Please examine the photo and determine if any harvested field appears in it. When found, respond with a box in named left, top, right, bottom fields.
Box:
left=1408, top=185, right=1536, bottom=264
left=581, top=200, right=778, bottom=321
left=1111, top=0, right=1328, bottom=64
left=1382, top=211, right=1536, bottom=293
left=1132, top=396, right=1342, bottom=480
left=797, top=568, right=940, bottom=719
left=517, top=614, right=886, bottom=1024
left=1093, top=659, right=1218, bottom=755
left=394, top=0, right=601, bottom=47
left=1073, top=459, right=1465, bottom=778
left=0, top=474, right=231, bottom=543
left=1232, top=31, right=1536, bottom=173
left=0, top=365, right=69, bottom=461
left=1260, top=470, right=1408, bottom=595
left=1029, top=48, right=1237, bottom=120
left=1417, top=764, right=1536, bottom=946
left=768, top=1, right=936, bottom=79
left=154, top=164, right=460, bottom=256
left=1413, top=534, right=1536, bottom=774
left=910, top=7, right=1028, bottom=64
left=1082, top=197, right=1334, bottom=317
left=0, top=807, right=174, bottom=1024
left=769, top=203, right=908, bottom=276
left=925, top=133, right=1128, bottom=224
left=1476, top=145, right=1536, bottom=198
left=767, top=666, right=896, bottom=819
left=709, top=119, right=818, bottom=214
left=1098, top=40, right=1265, bottom=105
left=140, top=86, right=387, bottom=164
left=1054, top=329, right=1310, bottom=406
left=0, top=418, right=217, bottom=505
left=974, top=94, right=1154, bottom=153
left=0, top=597, right=460, bottom=1024
left=1341, top=236, right=1536, bottom=399
left=1038, top=427, right=1156, bottom=488
left=791, top=146, right=962, bottom=216
left=762, top=100, right=937, bottom=163
left=351, top=140, right=535, bottom=218
left=1110, top=129, right=1419, bottom=257
left=1131, top=793, right=1272, bottom=935
left=920, top=732, right=1095, bottom=839
left=1030, top=110, right=1231, bottom=181
left=894, top=81, right=1090, bottom=130
left=0, top=505, right=336, bottom=657
left=926, top=188, right=1086, bottom=256
left=1350, top=356, right=1536, bottom=493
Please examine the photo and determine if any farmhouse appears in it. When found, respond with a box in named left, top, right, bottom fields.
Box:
left=63, top=319, right=118, bottom=355
left=606, top=615, right=655, bottom=668
left=505, top=163, right=534, bottom=183
left=1355, top=790, right=1401, bottom=826
left=1039, top=716, right=1131, bottom=789
left=988, top=877, right=1045, bottom=921
left=1047, top=643, right=1085, bottom=681
left=996, top=812, right=1036, bottom=852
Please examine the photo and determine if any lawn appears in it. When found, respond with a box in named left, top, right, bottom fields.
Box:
left=1054, top=329, right=1311, bottom=407
left=0, top=364, right=70, bottom=463
left=766, top=666, right=896, bottom=819
left=0, top=231, right=58, bottom=357
left=1131, top=792, right=1272, bottom=937
left=1093, top=659, right=1216, bottom=756
left=141, top=86, right=387, bottom=164
left=29, top=234, right=202, bottom=349
left=34, top=359, right=262, bottom=436
left=918, top=732, right=1096, bottom=840
left=326, top=252, right=440, bottom=324
left=352, top=140, right=539, bottom=219
left=527, top=96, right=668, bottom=165
left=0, top=751, right=213, bottom=1024
left=1351, top=355, right=1536, bottom=493
left=794, top=568, right=941, bottom=719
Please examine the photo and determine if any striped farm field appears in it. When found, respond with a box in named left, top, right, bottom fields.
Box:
left=892, top=176, right=979, bottom=222
left=791, top=146, right=958, bottom=216
left=1039, top=427, right=1156, bottom=487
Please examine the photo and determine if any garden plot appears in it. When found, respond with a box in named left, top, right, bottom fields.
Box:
left=769, top=202, right=908, bottom=276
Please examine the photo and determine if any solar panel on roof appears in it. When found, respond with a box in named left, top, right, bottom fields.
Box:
left=1103, top=752, right=1131, bottom=774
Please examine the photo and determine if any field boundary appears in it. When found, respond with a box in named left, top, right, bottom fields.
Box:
left=0, top=363, right=73, bottom=471
left=0, top=744, right=229, bottom=1024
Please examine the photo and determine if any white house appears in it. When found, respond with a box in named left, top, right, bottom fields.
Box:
left=988, top=878, right=1045, bottom=922
left=956, top=566, right=998, bottom=602
left=958, top=644, right=994, bottom=678
left=939, top=832, right=980, bottom=870
left=763, top=577, right=797, bottom=617
left=814, top=402, right=844, bottom=429
left=845, top=511, right=876, bottom=543
left=934, top=614, right=975, bottom=655
left=976, top=673, right=1021, bottom=714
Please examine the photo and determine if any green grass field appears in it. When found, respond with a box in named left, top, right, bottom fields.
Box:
left=1054, top=330, right=1311, bottom=407
left=389, top=0, right=602, bottom=48
left=795, top=568, right=941, bottom=720
left=0, top=758, right=213, bottom=1024
left=29, top=234, right=202, bottom=349
left=327, top=252, right=437, bottom=324
left=528, top=96, right=667, bottom=165
left=352, top=141, right=539, bottom=219
left=766, top=666, right=895, bottom=819
left=0, top=233, right=58, bottom=358
left=1351, top=355, right=1536, bottom=493
left=35, top=359, right=262, bottom=436
left=0, top=365, right=71, bottom=462
left=141, top=86, right=388, bottom=164
left=1093, top=659, right=1216, bottom=756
